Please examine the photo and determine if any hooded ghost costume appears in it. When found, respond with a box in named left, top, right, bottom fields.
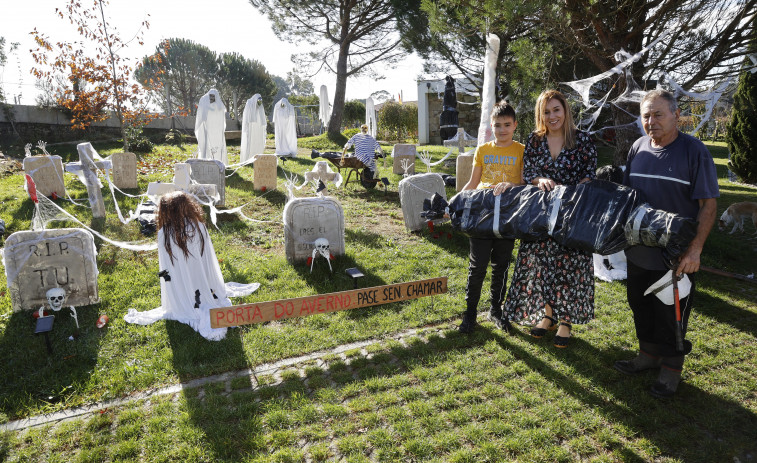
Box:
left=241, top=94, right=267, bottom=162
left=195, top=89, right=228, bottom=165
left=273, top=98, right=298, bottom=157
left=319, top=85, right=331, bottom=126
left=365, top=97, right=377, bottom=138
left=124, top=222, right=259, bottom=340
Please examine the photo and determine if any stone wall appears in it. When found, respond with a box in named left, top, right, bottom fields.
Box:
left=426, top=93, right=480, bottom=145
left=0, top=104, right=323, bottom=144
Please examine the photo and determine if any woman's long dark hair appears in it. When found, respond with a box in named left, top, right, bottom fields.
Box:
left=157, top=191, right=205, bottom=265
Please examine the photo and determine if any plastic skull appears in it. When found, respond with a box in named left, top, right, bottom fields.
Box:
left=314, top=238, right=330, bottom=259
left=46, top=288, right=67, bottom=312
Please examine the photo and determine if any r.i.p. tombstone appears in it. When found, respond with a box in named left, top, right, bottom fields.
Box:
left=111, top=152, right=138, bottom=189
left=283, top=196, right=345, bottom=262
left=398, top=173, right=447, bottom=232
left=253, top=154, right=278, bottom=191
left=22, top=155, right=66, bottom=198
left=3, top=228, right=99, bottom=312
left=186, top=159, right=226, bottom=206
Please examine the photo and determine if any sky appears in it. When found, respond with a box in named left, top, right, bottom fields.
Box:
left=1, top=0, right=426, bottom=106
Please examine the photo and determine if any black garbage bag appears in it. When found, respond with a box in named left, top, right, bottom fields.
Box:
left=437, top=180, right=697, bottom=257
left=624, top=204, right=698, bottom=261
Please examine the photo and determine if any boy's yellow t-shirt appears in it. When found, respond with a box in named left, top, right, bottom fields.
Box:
left=472, top=141, right=525, bottom=188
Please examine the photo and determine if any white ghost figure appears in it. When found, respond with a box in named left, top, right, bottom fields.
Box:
left=311, top=237, right=333, bottom=273
left=195, top=89, right=228, bottom=164
left=241, top=94, right=267, bottom=162
left=301, top=161, right=343, bottom=194
left=273, top=98, right=298, bottom=157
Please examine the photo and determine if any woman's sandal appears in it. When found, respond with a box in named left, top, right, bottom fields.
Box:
left=553, top=321, right=572, bottom=348
left=530, top=315, right=558, bottom=339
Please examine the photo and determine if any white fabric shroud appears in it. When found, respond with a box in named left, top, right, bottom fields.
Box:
left=273, top=98, right=298, bottom=156
left=477, top=34, right=500, bottom=146
left=365, top=97, right=377, bottom=138
left=319, top=85, right=331, bottom=126
left=123, top=223, right=260, bottom=341
left=195, top=89, right=228, bottom=165
left=241, top=94, right=267, bottom=163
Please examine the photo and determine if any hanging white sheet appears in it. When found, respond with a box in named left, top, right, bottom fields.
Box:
left=477, top=34, right=500, bottom=146
left=319, top=85, right=331, bottom=126
left=365, top=97, right=377, bottom=138
left=273, top=98, right=298, bottom=157
left=241, top=94, right=267, bottom=163
left=195, top=89, right=228, bottom=165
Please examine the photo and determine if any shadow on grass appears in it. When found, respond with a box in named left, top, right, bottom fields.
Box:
left=166, top=323, right=252, bottom=461
left=492, top=329, right=757, bottom=462
left=290, top=252, right=387, bottom=296
left=165, top=323, right=756, bottom=462
left=0, top=304, right=106, bottom=420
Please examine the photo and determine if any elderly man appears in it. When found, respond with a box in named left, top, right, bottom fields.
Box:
left=616, top=89, right=719, bottom=397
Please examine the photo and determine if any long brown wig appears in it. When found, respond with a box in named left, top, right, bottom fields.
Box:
left=157, top=191, right=206, bottom=265
left=533, top=89, right=577, bottom=150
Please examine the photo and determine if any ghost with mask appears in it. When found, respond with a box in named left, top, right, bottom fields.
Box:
left=241, top=94, right=267, bottom=163
left=195, top=89, right=228, bottom=165
left=273, top=97, right=298, bottom=157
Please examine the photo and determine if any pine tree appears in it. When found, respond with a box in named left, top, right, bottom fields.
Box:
left=727, top=55, right=757, bottom=184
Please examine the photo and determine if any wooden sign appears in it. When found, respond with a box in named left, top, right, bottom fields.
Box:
left=210, top=277, right=447, bottom=328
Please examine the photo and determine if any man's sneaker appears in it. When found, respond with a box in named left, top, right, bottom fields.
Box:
left=458, top=317, right=478, bottom=334
left=487, top=313, right=512, bottom=333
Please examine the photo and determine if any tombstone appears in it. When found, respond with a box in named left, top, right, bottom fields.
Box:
left=186, top=159, right=226, bottom=207
left=283, top=196, right=345, bottom=262
left=392, top=144, right=417, bottom=175
left=111, top=152, right=138, bottom=189
left=22, top=155, right=66, bottom=198
left=398, top=173, right=447, bottom=232
left=456, top=153, right=475, bottom=192
left=3, top=228, right=99, bottom=312
left=253, top=154, right=278, bottom=191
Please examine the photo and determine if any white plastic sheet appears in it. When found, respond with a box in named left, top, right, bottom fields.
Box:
left=477, top=34, right=499, bottom=146
left=319, top=85, right=331, bottom=126
left=195, top=89, right=228, bottom=164
left=273, top=98, right=298, bottom=157
left=365, top=97, right=377, bottom=138
left=241, top=94, right=267, bottom=163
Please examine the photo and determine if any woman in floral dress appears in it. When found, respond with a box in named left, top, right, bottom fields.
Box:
left=503, top=89, right=597, bottom=348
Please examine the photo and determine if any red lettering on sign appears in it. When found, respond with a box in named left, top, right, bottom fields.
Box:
left=326, top=295, right=333, bottom=311
left=316, top=296, right=325, bottom=312
left=216, top=310, right=226, bottom=325
left=300, top=299, right=311, bottom=316
left=252, top=305, right=262, bottom=320
left=275, top=303, right=285, bottom=318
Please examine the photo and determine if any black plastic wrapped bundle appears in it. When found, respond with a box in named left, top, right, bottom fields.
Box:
left=439, top=75, right=459, bottom=141
left=440, top=180, right=697, bottom=259
left=624, top=204, right=698, bottom=260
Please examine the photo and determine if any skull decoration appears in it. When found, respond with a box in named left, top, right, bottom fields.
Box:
left=46, top=288, right=67, bottom=312
left=311, top=238, right=333, bottom=273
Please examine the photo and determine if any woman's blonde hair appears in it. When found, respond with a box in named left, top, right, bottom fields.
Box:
left=533, top=89, right=577, bottom=149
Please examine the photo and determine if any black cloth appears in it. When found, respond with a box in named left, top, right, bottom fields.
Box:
left=627, top=260, right=694, bottom=357
left=465, top=237, right=515, bottom=317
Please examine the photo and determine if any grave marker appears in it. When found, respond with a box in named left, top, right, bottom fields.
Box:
left=111, top=152, right=138, bottom=189
left=186, top=159, right=226, bottom=206
left=283, top=196, right=345, bottom=262
left=3, top=228, right=99, bottom=312
left=456, top=153, right=474, bottom=192
left=22, top=155, right=66, bottom=198
left=253, top=154, right=278, bottom=191
left=392, top=144, right=416, bottom=175
left=398, top=173, right=447, bottom=232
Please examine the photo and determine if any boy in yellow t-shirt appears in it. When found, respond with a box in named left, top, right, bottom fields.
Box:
left=458, top=101, right=525, bottom=333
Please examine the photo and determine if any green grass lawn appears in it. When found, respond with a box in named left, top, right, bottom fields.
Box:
left=0, top=138, right=755, bottom=462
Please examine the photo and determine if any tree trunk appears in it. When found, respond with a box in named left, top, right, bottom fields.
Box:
left=327, top=44, right=350, bottom=139
left=611, top=103, right=641, bottom=167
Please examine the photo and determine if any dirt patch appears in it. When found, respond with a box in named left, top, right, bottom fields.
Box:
left=0, top=156, right=23, bottom=177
